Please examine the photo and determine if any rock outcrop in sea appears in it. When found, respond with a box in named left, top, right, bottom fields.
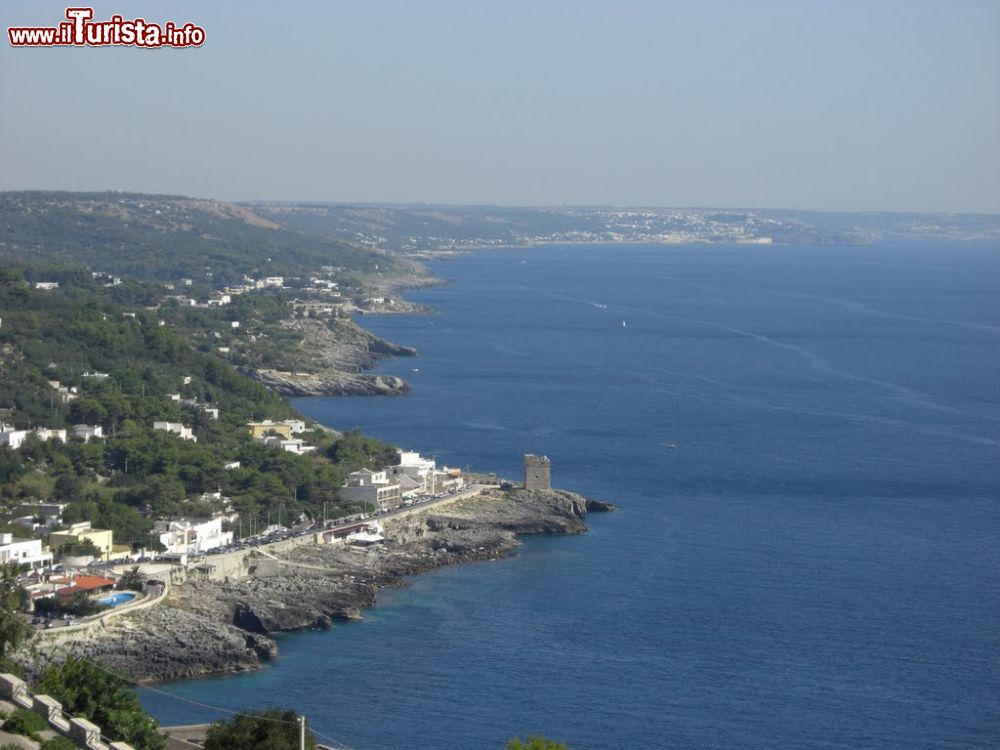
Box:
left=248, top=317, right=417, bottom=397
left=250, top=368, right=411, bottom=397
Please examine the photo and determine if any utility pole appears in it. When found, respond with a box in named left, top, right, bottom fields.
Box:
left=298, top=715, right=306, bottom=750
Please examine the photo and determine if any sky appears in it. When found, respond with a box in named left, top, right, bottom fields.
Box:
left=1, top=0, right=998, bottom=212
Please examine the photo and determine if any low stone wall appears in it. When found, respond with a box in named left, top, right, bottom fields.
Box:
left=161, top=723, right=210, bottom=750
left=191, top=531, right=323, bottom=582
left=380, top=484, right=487, bottom=523
left=0, top=673, right=135, bottom=750
left=35, top=583, right=168, bottom=640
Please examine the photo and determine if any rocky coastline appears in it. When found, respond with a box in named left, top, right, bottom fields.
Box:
left=248, top=317, right=418, bottom=397
left=18, top=489, right=614, bottom=685
left=250, top=368, right=411, bottom=397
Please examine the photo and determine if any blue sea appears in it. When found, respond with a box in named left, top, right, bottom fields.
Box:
left=141, top=243, right=999, bottom=750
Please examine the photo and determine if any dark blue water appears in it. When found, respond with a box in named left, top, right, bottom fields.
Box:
left=141, top=243, right=1000, bottom=750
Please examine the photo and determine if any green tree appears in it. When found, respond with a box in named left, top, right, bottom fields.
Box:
left=40, top=738, right=79, bottom=750
left=1, top=708, right=49, bottom=739
left=0, top=563, right=29, bottom=672
left=69, top=397, right=108, bottom=425
left=35, top=657, right=165, bottom=750
left=116, top=566, right=145, bottom=592
left=506, top=737, right=569, bottom=750
left=325, top=430, right=398, bottom=472
left=60, top=538, right=101, bottom=558
left=203, top=708, right=316, bottom=750
left=54, top=473, right=85, bottom=503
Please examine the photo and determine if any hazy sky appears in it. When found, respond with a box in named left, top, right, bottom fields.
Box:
left=2, top=0, right=998, bottom=212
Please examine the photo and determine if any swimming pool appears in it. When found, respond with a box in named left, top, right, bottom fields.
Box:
left=97, top=591, right=136, bottom=608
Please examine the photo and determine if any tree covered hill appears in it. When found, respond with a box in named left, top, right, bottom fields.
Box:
left=0, top=191, right=400, bottom=284
left=0, top=265, right=398, bottom=549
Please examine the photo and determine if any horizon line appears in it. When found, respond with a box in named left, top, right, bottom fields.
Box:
left=1, top=189, right=998, bottom=218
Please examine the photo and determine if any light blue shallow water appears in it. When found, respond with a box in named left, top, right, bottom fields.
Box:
left=98, top=592, right=136, bottom=608
left=141, top=242, right=999, bottom=750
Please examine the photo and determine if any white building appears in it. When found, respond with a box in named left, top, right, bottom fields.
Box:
left=33, top=428, right=67, bottom=443
left=0, top=428, right=29, bottom=450
left=1, top=426, right=68, bottom=450
left=432, top=469, right=465, bottom=494
left=16, top=502, right=67, bottom=521
left=321, top=520, right=384, bottom=546
left=339, top=469, right=401, bottom=510
left=34, top=282, right=59, bottom=290
left=71, top=424, right=103, bottom=442
left=396, top=474, right=423, bottom=498
left=387, top=450, right=437, bottom=494
left=385, top=450, right=463, bottom=495
left=0, top=533, right=53, bottom=570
left=14, top=503, right=67, bottom=531
left=278, top=439, right=316, bottom=455
left=152, top=421, right=196, bottom=442
left=155, top=517, right=233, bottom=556
left=256, top=436, right=316, bottom=454
left=47, top=381, right=78, bottom=404
left=248, top=419, right=307, bottom=439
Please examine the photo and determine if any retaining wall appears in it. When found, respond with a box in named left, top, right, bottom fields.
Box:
left=0, top=673, right=135, bottom=750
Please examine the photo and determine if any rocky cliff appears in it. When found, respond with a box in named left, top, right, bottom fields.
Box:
left=250, top=368, right=411, bottom=397
left=19, top=607, right=277, bottom=684
left=249, top=317, right=417, bottom=397
left=19, top=489, right=614, bottom=684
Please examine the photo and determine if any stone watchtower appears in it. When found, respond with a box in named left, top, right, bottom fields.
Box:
left=523, top=454, right=551, bottom=491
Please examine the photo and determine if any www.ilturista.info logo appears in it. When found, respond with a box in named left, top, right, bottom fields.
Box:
left=8, top=7, right=205, bottom=48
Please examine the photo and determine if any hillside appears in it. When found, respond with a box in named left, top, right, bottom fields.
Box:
left=0, top=262, right=402, bottom=553
left=0, top=191, right=403, bottom=284
left=251, top=202, right=1000, bottom=253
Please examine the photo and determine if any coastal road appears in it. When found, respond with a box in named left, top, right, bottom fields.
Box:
left=364, top=483, right=493, bottom=524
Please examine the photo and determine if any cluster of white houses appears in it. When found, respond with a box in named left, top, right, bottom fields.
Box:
left=152, top=421, right=196, bottom=441
left=0, top=423, right=105, bottom=449
left=248, top=419, right=317, bottom=454
left=3, top=389, right=483, bottom=573
left=0, top=518, right=123, bottom=571
left=340, top=450, right=464, bottom=510
left=154, top=515, right=233, bottom=556
left=0, top=533, right=53, bottom=569
left=0, top=501, right=238, bottom=569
